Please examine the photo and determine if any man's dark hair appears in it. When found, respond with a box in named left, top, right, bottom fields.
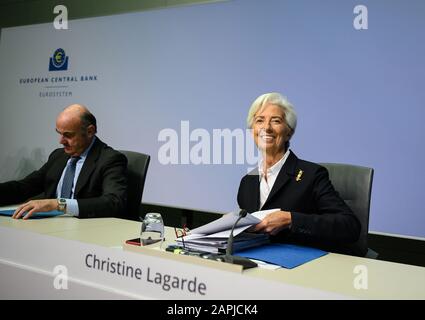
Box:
left=81, top=111, right=97, bottom=133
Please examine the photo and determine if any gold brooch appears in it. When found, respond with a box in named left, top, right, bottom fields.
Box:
left=296, top=169, right=303, bottom=182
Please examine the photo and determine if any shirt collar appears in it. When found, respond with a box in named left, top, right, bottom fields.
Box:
left=258, top=149, right=291, bottom=181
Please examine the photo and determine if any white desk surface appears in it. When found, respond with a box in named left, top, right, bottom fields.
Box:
left=1, top=215, right=425, bottom=299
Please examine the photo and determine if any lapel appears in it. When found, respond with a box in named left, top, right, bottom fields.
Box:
left=245, top=168, right=260, bottom=212
left=263, top=150, right=298, bottom=208
left=47, top=152, right=69, bottom=198
left=74, top=138, right=103, bottom=196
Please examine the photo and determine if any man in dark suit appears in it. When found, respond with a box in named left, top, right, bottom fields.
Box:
left=238, top=93, right=360, bottom=255
left=0, top=104, right=128, bottom=219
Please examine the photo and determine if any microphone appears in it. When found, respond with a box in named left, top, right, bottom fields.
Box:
left=224, top=209, right=257, bottom=269
left=225, top=209, right=248, bottom=257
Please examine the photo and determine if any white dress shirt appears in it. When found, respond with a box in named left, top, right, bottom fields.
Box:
left=258, top=150, right=290, bottom=209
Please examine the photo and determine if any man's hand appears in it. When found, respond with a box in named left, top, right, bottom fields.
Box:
left=252, top=210, right=292, bottom=236
left=12, top=199, right=58, bottom=220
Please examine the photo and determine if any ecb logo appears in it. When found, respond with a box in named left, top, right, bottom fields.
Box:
left=49, top=48, right=69, bottom=71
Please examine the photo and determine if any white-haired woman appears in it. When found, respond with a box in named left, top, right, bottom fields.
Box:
left=237, top=93, right=362, bottom=255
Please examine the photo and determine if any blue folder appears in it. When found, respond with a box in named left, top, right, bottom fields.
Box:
left=0, top=209, right=64, bottom=219
left=235, top=243, right=328, bottom=269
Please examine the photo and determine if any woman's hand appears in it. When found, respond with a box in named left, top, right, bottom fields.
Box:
left=252, top=210, right=292, bottom=235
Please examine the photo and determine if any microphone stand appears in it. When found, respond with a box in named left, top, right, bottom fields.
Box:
left=223, top=209, right=257, bottom=269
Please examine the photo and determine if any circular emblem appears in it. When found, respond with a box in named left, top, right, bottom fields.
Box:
left=52, top=48, right=66, bottom=68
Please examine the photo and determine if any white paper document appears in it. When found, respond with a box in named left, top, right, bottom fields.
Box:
left=176, top=209, right=280, bottom=252
left=186, top=208, right=279, bottom=239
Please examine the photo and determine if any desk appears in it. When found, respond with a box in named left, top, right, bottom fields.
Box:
left=1, top=215, right=425, bottom=299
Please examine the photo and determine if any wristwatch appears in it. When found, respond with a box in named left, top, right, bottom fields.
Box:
left=57, top=198, right=67, bottom=212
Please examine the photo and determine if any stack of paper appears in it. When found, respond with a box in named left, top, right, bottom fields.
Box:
left=176, top=209, right=279, bottom=253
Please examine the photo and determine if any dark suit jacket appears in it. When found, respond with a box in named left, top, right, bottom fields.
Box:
left=0, top=137, right=128, bottom=218
left=237, top=151, right=361, bottom=254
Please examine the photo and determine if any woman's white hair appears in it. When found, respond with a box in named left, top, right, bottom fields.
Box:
left=247, top=92, right=297, bottom=133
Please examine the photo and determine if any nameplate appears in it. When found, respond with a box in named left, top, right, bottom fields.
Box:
left=0, top=226, right=349, bottom=299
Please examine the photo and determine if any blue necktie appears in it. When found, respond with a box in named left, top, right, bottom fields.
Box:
left=60, top=156, right=80, bottom=198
